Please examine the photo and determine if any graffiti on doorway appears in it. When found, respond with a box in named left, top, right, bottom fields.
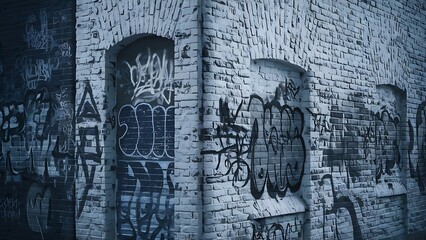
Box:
left=123, top=49, right=174, bottom=105
left=202, top=83, right=307, bottom=199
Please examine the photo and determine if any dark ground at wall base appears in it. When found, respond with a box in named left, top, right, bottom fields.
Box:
left=392, top=231, right=426, bottom=240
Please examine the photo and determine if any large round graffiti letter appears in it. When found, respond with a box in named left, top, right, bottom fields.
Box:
left=118, top=105, right=138, bottom=156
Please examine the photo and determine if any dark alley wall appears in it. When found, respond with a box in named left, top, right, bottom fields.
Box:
left=0, top=1, right=75, bottom=239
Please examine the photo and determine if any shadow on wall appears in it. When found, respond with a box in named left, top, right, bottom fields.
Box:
left=0, top=1, right=76, bottom=239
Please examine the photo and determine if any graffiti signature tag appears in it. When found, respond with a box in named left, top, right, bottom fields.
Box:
left=124, top=49, right=174, bottom=104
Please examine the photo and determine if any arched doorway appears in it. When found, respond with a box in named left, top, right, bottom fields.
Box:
left=114, top=36, right=175, bottom=239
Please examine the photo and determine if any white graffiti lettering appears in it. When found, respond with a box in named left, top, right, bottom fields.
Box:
left=57, top=42, right=72, bottom=57
left=124, top=49, right=174, bottom=104
left=27, top=183, right=51, bottom=232
left=16, top=57, right=59, bottom=89
left=118, top=103, right=174, bottom=159
left=24, top=9, right=53, bottom=51
left=0, top=195, right=21, bottom=223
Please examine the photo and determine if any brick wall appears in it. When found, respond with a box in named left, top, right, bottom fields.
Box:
left=0, top=0, right=76, bottom=239
left=200, top=0, right=426, bottom=239
left=0, top=0, right=425, bottom=239
left=75, top=0, right=201, bottom=239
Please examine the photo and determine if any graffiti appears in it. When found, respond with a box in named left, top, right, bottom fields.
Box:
left=413, top=101, right=426, bottom=195
left=320, top=110, right=365, bottom=188
left=20, top=86, right=75, bottom=179
left=123, top=49, right=174, bottom=104
left=24, top=9, right=53, bottom=51
left=5, top=150, right=21, bottom=182
left=0, top=181, right=73, bottom=239
left=117, top=37, right=175, bottom=239
left=249, top=95, right=306, bottom=199
left=56, top=42, right=72, bottom=57
left=307, top=109, right=332, bottom=150
left=0, top=1, right=75, bottom=239
left=25, top=87, right=54, bottom=146
left=310, top=95, right=403, bottom=239
left=0, top=102, right=26, bottom=143
left=312, top=105, right=403, bottom=186
left=274, top=79, right=301, bottom=102
left=202, top=83, right=307, bottom=199
left=27, top=183, right=51, bottom=233
left=54, top=87, right=74, bottom=152
left=117, top=162, right=174, bottom=239
left=52, top=8, right=71, bottom=26
left=308, top=109, right=331, bottom=135
left=76, top=81, right=101, bottom=123
left=76, top=126, right=102, bottom=218
left=16, top=56, right=59, bottom=89
left=374, top=109, right=401, bottom=183
left=359, top=124, right=375, bottom=160
left=320, top=174, right=363, bottom=240
left=52, top=136, right=75, bottom=184
left=309, top=102, right=382, bottom=189
left=106, top=109, right=116, bottom=129
left=0, top=87, right=72, bottom=179
left=26, top=86, right=75, bottom=164
left=0, top=194, right=21, bottom=223
left=319, top=90, right=339, bottom=100
left=118, top=103, right=174, bottom=159
left=252, top=218, right=303, bottom=240
left=56, top=87, right=73, bottom=119
left=181, top=45, right=190, bottom=59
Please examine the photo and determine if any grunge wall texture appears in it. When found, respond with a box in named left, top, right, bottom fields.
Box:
left=74, top=0, right=201, bottom=239
left=0, top=0, right=76, bottom=239
left=0, top=0, right=425, bottom=239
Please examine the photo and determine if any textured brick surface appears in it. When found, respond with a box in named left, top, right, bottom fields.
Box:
left=75, top=0, right=201, bottom=239
left=0, top=0, right=76, bottom=239
left=200, top=0, right=426, bottom=239
left=0, top=0, right=425, bottom=239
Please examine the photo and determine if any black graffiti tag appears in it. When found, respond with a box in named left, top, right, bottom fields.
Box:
left=320, top=174, right=363, bottom=240
left=252, top=219, right=303, bottom=240
left=202, top=87, right=307, bottom=199
left=414, top=101, right=426, bottom=195
left=0, top=102, right=26, bottom=143
left=117, top=162, right=174, bottom=239
left=76, top=126, right=101, bottom=218
left=374, top=109, right=401, bottom=183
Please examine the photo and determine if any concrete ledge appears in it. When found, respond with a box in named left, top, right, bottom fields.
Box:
left=247, top=195, right=307, bottom=220
left=374, top=182, right=407, bottom=198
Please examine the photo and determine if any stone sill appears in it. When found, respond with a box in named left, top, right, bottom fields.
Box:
left=247, top=195, right=307, bottom=220
left=374, top=181, right=407, bottom=198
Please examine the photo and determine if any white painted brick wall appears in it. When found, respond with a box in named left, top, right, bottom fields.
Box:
left=74, top=0, right=426, bottom=239
left=75, top=0, right=201, bottom=239
left=201, top=0, right=426, bottom=239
